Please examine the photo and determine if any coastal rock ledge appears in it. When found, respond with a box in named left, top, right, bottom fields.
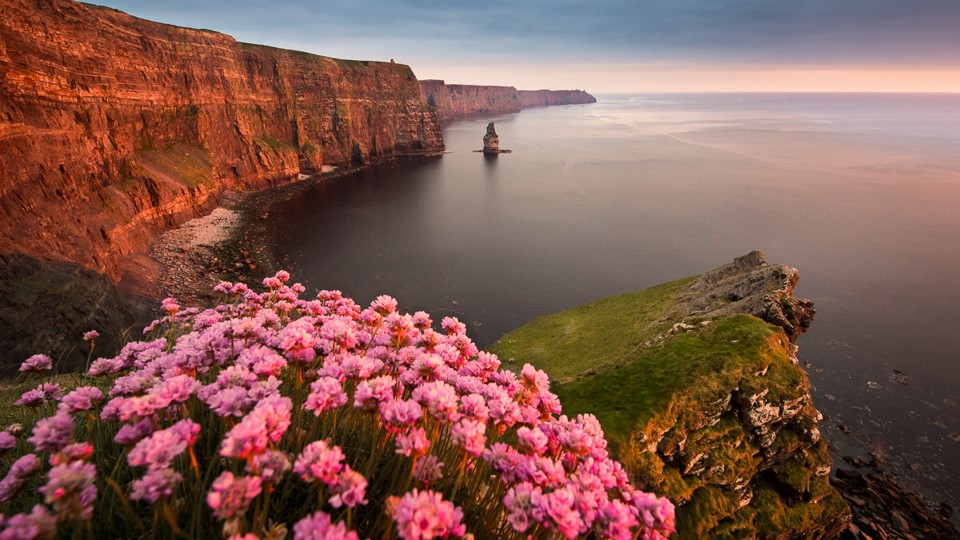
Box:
left=492, top=252, right=850, bottom=538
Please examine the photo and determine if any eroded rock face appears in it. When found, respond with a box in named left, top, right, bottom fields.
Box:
left=629, top=253, right=850, bottom=538
left=420, top=79, right=596, bottom=121
left=0, top=0, right=444, bottom=284
left=670, top=250, right=815, bottom=342
left=482, top=122, right=500, bottom=153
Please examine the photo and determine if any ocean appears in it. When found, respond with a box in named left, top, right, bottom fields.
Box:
left=264, top=93, right=960, bottom=508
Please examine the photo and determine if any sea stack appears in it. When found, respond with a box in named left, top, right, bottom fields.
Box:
left=483, top=122, right=500, bottom=154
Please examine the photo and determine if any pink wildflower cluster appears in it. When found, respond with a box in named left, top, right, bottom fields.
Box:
left=1, top=271, right=673, bottom=539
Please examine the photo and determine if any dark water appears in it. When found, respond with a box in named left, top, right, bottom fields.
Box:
left=266, top=93, right=960, bottom=507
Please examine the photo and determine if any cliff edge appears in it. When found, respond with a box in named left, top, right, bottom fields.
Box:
left=0, top=0, right=443, bottom=368
left=420, top=80, right=596, bottom=121
left=0, top=0, right=443, bottom=283
left=492, top=252, right=851, bottom=538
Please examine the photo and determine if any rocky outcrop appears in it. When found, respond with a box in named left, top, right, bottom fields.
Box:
left=0, top=0, right=444, bottom=285
left=419, top=80, right=596, bottom=121
left=491, top=252, right=850, bottom=538
left=483, top=122, right=500, bottom=153
left=669, top=250, right=815, bottom=342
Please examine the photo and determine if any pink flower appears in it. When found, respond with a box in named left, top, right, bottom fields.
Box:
left=412, top=456, right=444, bottom=486
left=247, top=450, right=291, bottom=483
left=292, top=511, right=359, bottom=540
left=327, top=467, right=368, bottom=508
left=440, top=317, right=466, bottom=335
left=0, top=432, right=15, bottom=454
left=294, top=440, right=345, bottom=485
left=114, top=419, right=155, bottom=446
left=19, top=354, right=53, bottom=373
left=82, top=330, right=100, bottom=341
left=596, top=500, right=640, bottom=540
left=15, top=389, right=46, bottom=408
left=206, top=472, right=262, bottom=520
left=58, top=386, right=104, bottom=414
left=392, top=489, right=466, bottom=540
left=503, top=482, right=542, bottom=532
left=0, top=505, right=56, bottom=539
left=304, top=377, right=348, bottom=414
left=450, top=418, right=486, bottom=457
left=534, top=486, right=585, bottom=539
left=412, top=381, right=461, bottom=423
left=380, top=399, right=423, bottom=432
left=277, top=319, right=318, bottom=363
left=516, top=426, right=549, bottom=456
left=148, top=375, right=199, bottom=406
left=130, top=468, right=182, bottom=503
left=320, top=317, right=359, bottom=350
left=353, top=375, right=396, bottom=410
left=395, top=427, right=430, bottom=458
left=220, top=416, right=268, bottom=461
left=371, top=295, right=398, bottom=316
left=28, top=412, right=75, bottom=452
left=128, top=420, right=199, bottom=470
left=0, top=454, right=42, bottom=504
left=40, top=460, right=97, bottom=520
left=49, top=442, right=94, bottom=466
left=161, top=297, right=180, bottom=314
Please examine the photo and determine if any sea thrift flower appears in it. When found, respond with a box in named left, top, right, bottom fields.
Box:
left=395, top=427, right=430, bottom=458
left=130, top=468, right=182, bottom=503
left=413, top=456, right=444, bottom=486
left=516, top=426, right=550, bottom=456
left=451, top=418, right=486, bottom=457
left=28, top=412, right=75, bottom=452
left=412, top=381, right=461, bottom=423
left=58, top=386, right=104, bottom=414
left=248, top=450, right=291, bottom=483
left=353, top=375, right=396, bottom=410
left=206, top=472, right=262, bottom=520
left=49, top=442, right=94, bottom=466
left=0, top=454, right=42, bottom=503
left=503, top=482, right=542, bottom=533
left=327, top=467, right=368, bottom=508
left=128, top=420, right=199, bottom=470
left=392, top=489, right=466, bottom=540
left=380, top=399, right=423, bottom=432
left=161, top=297, right=180, bottom=315
left=294, top=440, right=345, bottom=484
left=371, top=295, right=398, bottom=316
left=15, top=389, right=46, bottom=408
left=292, top=511, right=359, bottom=540
left=0, top=505, right=56, bottom=540
left=0, top=432, right=15, bottom=454
left=304, top=377, right=348, bottom=414
left=19, top=354, right=53, bottom=373
left=40, top=460, right=97, bottom=520
left=114, top=419, right=155, bottom=446
left=82, top=330, right=100, bottom=341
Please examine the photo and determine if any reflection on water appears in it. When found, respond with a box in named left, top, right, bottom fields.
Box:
left=266, top=94, right=960, bottom=507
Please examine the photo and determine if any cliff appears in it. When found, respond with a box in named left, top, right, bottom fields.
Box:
left=0, top=0, right=443, bottom=369
left=0, top=0, right=444, bottom=284
left=419, top=79, right=596, bottom=121
left=492, top=252, right=851, bottom=539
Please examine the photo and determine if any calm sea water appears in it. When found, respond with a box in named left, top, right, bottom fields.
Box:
left=265, top=93, right=960, bottom=507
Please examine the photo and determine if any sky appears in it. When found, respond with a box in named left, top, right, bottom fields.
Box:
left=92, top=0, right=960, bottom=93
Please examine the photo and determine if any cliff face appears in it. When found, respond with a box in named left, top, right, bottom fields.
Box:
left=492, top=252, right=850, bottom=539
left=0, top=0, right=444, bottom=283
left=419, top=79, right=596, bottom=121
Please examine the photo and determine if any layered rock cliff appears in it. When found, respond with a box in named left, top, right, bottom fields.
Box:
left=0, top=0, right=444, bottom=284
left=492, top=252, right=850, bottom=539
left=419, top=79, right=596, bottom=121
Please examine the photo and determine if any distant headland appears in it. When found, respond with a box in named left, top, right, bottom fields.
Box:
left=420, top=80, right=596, bottom=121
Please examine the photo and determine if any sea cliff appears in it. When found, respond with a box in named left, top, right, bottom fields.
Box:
left=0, top=0, right=443, bottom=368
left=420, top=80, right=596, bottom=120
left=492, top=252, right=851, bottom=538
left=0, top=0, right=444, bottom=284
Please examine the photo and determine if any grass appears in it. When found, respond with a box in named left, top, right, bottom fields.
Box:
left=490, top=274, right=848, bottom=538
left=492, top=277, right=694, bottom=381
left=137, top=143, right=213, bottom=189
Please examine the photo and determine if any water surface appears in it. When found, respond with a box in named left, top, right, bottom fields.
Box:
left=266, top=93, right=960, bottom=507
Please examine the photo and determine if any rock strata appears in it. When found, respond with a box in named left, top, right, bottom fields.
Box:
left=669, top=250, right=815, bottom=342
left=0, top=0, right=444, bottom=367
left=420, top=80, right=596, bottom=121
